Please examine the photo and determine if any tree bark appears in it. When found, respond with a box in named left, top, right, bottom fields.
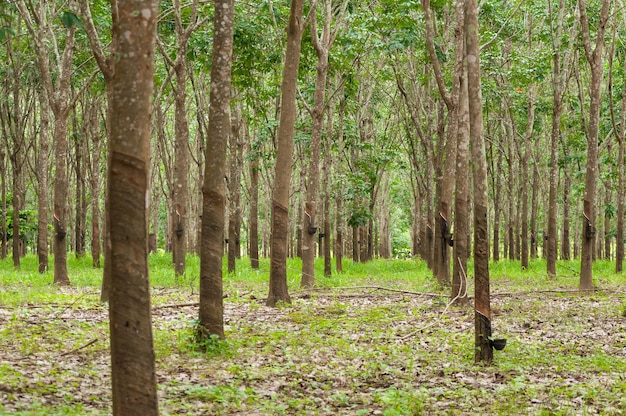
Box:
left=107, top=1, right=159, bottom=413
left=578, top=0, right=610, bottom=291
left=465, top=0, right=492, bottom=364
left=267, top=0, right=306, bottom=306
left=249, top=154, right=260, bottom=269
left=451, top=66, right=469, bottom=305
left=228, top=109, right=243, bottom=273
left=198, top=0, right=235, bottom=336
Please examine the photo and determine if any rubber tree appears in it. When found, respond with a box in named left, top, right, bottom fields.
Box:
left=198, top=0, right=235, bottom=338
left=267, top=0, right=307, bottom=307
left=465, top=0, right=492, bottom=364
left=578, top=0, right=610, bottom=291
left=18, top=0, right=77, bottom=285
left=107, top=0, right=159, bottom=413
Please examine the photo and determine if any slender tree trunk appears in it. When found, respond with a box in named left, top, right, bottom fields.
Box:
left=198, top=0, right=235, bottom=335
left=322, top=102, right=333, bottom=276
left=0, top=144, right=6, bottom=260
left=249, top=156, right=260, bottom=269
left=108, top=1, right=159, bottom=413
left=492, top=147, right=502, bottom=261
left=530, top=139, right=539, bottom=259
left=228, top=111, right=242, bottom=273
left=89, top=103, right=103, bottom=268
left=465, top=0, right=492, bottom=364
left=267, top=0, right=305, bottom=306
left=578, top=0, right=609, bottom=291
left=452, top=67, right=469, bottom=304
left=616, top=58, right=626, bottom=272
left=37, top=89, right=50, bottom=272
left=520, top=89, right=535, bottom=270
left=74, top=118, right=86, bottom=258
left=561, top=159, right=571, bottom=260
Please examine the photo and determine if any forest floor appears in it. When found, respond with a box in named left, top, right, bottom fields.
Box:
left=1, top=255, right=626, bottom=415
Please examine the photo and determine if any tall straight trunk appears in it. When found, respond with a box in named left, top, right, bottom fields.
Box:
left=422, top=0, right=464, bottom=286
left=37, top=89, right=50, bottom=272
left=322, top=101, right=333, bottom=276
left=74, top=120, right=86, bottom=258
left=465, top=0, right=492, bottom=364
left=506, top=125, right=515, bottom=261
left=89, top=103, right=103, bottom=268
left=530, top=139, right=540, bottom=259
left=301, top=0, right=347, bottom=286
left=492, top=147, right=502, bottom=261
left=578, top=0, right=609, bottom=291
left=0, top=144, right=6, bottom=259
left=249, top=156, right=260, bottom=269
left=520, top=89, right=536, bottom=270
left=561, top=159, right=571, bottom=260
left=108, top=1, right=159, bottom=413
left=166, top=0, right=202, bottom=278
left=266, top=0, right=306, bottom=304
left=18, top=0, right=76, bottom=285
left=228, top=112, right=242, bottom=273
left=547, top=18, right=564, bottom=273
left=452, top=67, right=469, bottom=304
left=52, top=112, right=71, bottom=285
left=604, top=184, right=611, bottom=260
left=199, top=0, right=235, bottom=335
left=79, top=0, right=118, bottom=299
left=335, top=94, right=345, bottom=273
left=11, top=173, right=22, bottom=268
left=616, top=57, right=626, bottom=272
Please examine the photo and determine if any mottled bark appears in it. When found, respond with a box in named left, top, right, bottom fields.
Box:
left=0, top=144, right=6, bottom=259
left=228, top=110, right=243, bottom=273
left=520, top=88, right=536, bottom=270
left=465, top=0, right=492, bottom=364
left=198, top=0, right=234, bottom=335
left=108, top=1, right=159, bottom=414
left=578, top=0, right=610, bottom=291
left=451, top=67, right=469, bottom=304
left=36, top=89, right=50, bottom=272
left=267, top=0, right=306, bottom=306
left=249, top=156, right=260, bottom=269
left=302, top=0, right=346, bottom=286
left=18, top=0, right=76, bottom=285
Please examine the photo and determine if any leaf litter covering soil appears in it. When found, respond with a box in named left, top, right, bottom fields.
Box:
left=1, top=287, right=626, bottom=414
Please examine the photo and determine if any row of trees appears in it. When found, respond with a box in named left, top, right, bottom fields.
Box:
left=0, top=0, right=622, bottom=372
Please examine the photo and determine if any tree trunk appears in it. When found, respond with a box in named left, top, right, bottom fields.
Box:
left=0, top=144, right=6, bottom=260
left=616, top=56, right=626, bottom=272
left=530, top=138, right=540, bottom=259
left=88, top=102, right=103, bottom=268
left=198, top=0, right=235, bottom=335
left=228, top=110, right=243, bottom=273
left=578, top=0, right=609, bottom=291
left=492, top=146, right=502, bottom=262
left=451, top=67, right=469, bottom=304
left=108, top=1, right=159, bottom=413
left=267, top=0, right=305, bottom=305
left=37, top=89, right=50, bottom=272
left=465, top=0, right=492, bottom=364
left=520, top=86, right=536, bottom=270
left=249, top=155, right=260, bottom=269
left=18, top=0, right=76, bottom=285
left=302, top=0, right=341, bottom=287
left=561, top=158, right=571, bottom=260
left=74, top=118, right=86, bottom=258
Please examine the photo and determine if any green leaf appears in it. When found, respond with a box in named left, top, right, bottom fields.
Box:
left=61, top=11, right=83, bottom=29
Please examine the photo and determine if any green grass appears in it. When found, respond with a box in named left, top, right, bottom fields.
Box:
left=2, top=253, right=626, bottom=414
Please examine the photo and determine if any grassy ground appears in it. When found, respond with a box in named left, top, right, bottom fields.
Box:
left=1, top=254, right=626, bottom=415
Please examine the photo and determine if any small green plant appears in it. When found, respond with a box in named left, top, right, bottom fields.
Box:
left=188, top=320, right=234, bottom=357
